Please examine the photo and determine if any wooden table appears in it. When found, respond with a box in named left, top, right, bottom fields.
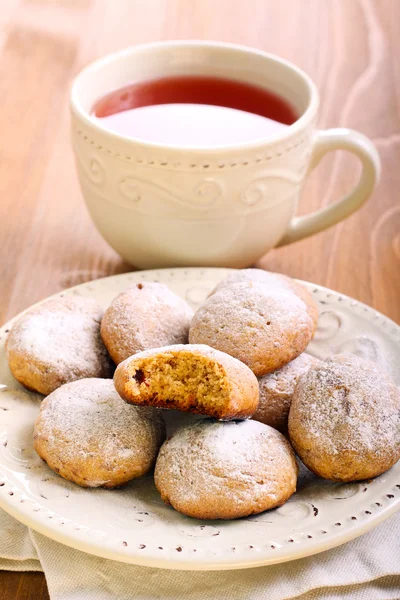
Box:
left=1, top=0, right=399, bottom=597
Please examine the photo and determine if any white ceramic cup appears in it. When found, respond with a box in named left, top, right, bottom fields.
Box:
left=70, top=41, right=380, bottom=269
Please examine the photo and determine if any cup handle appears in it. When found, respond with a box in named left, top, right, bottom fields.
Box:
left=277, top=128, right=381, bottom=247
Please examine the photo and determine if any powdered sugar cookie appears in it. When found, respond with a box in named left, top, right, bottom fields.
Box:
left=6, top=296, right=113, bottom=395
left=155, top=419, right=298, bottom=520
left=253, top=353, right=320, bottom=432
left=210, top=269, right=318, bottom=333
left=101, top=282, right=193, bottom=364
left=288, top=354, right=400, bottom=481
left=34, top=378, right=165, bottom=488
left=189, top=283, right=314, bottom=376
left=114, top=344, right=259, bottom=420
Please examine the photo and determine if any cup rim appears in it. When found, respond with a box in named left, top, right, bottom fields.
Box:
left=70, top=40, right=319, bottom=154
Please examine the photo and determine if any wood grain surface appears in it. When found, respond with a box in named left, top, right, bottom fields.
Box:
left=1, top=0, right=399, bottom=597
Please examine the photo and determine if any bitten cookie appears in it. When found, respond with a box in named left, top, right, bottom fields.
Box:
left=6, top=296, right=113, bottom=395
left=114, top=344, right=259, bottom=420
left=288, top=354, right=400, bottom=482
left=189, top=284, right=314, bottom=376
left=253, top=353, right=320, bottom=433
left=34, top=378, right=165, bottom=488
left=101, top=282, right=193, bottom=364
left=210, top=268, right=318, bottom=333
left=154, top=419, right=298, bottom=520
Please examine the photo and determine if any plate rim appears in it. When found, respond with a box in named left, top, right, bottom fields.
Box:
left=1, top=486, right=398, bottom=571
left=0, top=266, right=399, bottom=570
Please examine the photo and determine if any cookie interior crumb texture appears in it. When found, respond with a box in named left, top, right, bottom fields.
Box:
left=114, top=344, right=259, bottom=420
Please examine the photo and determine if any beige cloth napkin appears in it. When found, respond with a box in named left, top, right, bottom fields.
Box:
left=1, top=507, right=399, bottom=600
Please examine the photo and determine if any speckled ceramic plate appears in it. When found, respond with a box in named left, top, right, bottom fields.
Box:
left=0, top=268, right=399, bottom=570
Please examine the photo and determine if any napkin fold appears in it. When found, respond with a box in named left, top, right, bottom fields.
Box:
left=1, top=507, right=399, bottom=600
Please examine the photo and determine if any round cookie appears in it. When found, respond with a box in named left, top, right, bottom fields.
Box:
left=288, top=354, right=400, bottom=482
left=210, top=268, right=318, bottom=333
left=155, top=419, right=298, bottom=520
left=253, top=353, right=320, bottom=432
left=34, top=378, right=166, bottom=488
left=189, top=283, right=314, bottom=376
left=114, top=344, right=259, bottom=420
left=6, top=296, right=113, bottom=395
left=101, top=282, right=193, bottom=364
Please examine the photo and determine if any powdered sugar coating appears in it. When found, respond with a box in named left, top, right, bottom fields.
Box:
left=189, top=283, right=314, bottom=376
left=101, top=282, right=193, bottom=364
left=6, top=296, right=113, bottom=395
left=34, top=378, right=165, bottom=488
left=253, top=353, right=320, bottom=432
left=210, top=268, right=318, bottom=330
left=155, top=419, right=298, bottom=520
left=288, top=354, right=400, bottom=481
